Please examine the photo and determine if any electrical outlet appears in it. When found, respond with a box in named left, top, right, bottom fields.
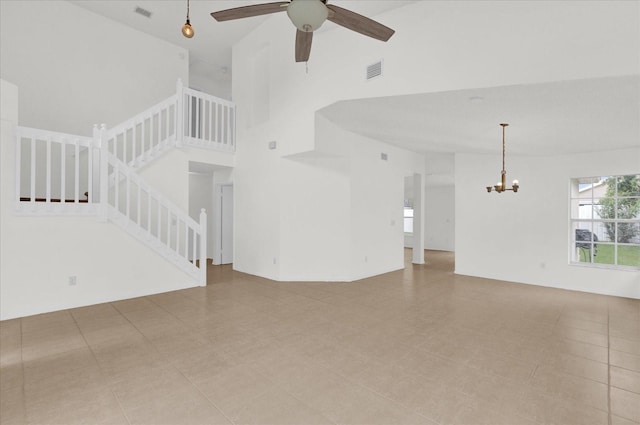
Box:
left=68, top=276, right=77, bottom=286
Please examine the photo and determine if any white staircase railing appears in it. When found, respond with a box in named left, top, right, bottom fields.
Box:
left=12, top=80, right=234, bottom=286
left=182, top=87, right=235, bottom=152
left=15, top=126, right=100, bottom=216
left=105, top=94, right=178, bottom=168
left=102, top=146, right=206, bottom=284
left=105, top=80, right=236, bottom=171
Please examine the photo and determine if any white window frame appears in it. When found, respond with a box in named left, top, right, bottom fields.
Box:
left=569, top=175, right=640, bottom=271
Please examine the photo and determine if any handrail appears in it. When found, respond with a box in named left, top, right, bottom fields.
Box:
left=103, top=151, right=206, bottom=284
left=13, top=79, right=228, bottom=285
left=15, top=126, right=96, bottom=210
left=105, top=152, right=200, bottom=230
left=181, top=86, right=236, bottom=151
left=104, top=94, right=179, bottom=168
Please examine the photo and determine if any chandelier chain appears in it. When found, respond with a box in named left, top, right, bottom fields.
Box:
left=502, top=123, right=506, bottom=173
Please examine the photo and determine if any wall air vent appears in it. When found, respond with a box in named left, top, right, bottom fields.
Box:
left=366, top=60, right=383, bottom=80
left=134, top=6, right=152, bottom=18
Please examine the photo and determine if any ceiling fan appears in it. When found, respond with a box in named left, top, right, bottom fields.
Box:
left=211, top=0, right=395, bottom=63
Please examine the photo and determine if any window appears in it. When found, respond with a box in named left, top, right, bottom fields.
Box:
left=570, top=175, right=640, bottom=269
left=404, top=200, right=413, bottom=235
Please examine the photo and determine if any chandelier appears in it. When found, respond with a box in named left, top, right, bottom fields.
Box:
left=486, top=123, right=519, bottom=193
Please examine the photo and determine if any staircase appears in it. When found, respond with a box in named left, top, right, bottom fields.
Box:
left=13, top=80, right=236, bottom=286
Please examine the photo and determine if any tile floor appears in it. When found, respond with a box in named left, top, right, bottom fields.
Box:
left=1, top=250, right=639, bottom=425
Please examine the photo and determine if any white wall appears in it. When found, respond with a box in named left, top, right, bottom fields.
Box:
left=190, top=72, right=232, bottom=102
left=424, top=186, right=455, bottom=252
left=231, top=1, right=637, bottom=283
left=0, top=0, right=189, bottom=136
left=455, top=148, right=640, bottom=299
left=1, top=80, right=200, bottom=320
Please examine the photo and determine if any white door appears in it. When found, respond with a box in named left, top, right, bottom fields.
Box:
left=219, top=184, right=234, bottom=264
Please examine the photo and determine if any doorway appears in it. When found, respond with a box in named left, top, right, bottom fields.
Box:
left=215, top=184, right=234, bottom=265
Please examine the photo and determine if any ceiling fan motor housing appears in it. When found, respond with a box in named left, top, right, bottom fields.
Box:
left=287, top=0, right=329, bottom=32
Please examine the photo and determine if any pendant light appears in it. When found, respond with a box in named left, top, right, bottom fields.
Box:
left=486, top=123, right=520, bottom=193
left=181, top=0, right=194, bottom=38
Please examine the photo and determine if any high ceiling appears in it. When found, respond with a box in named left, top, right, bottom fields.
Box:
left=319, top=75, right=640, bottom=156
left=70, top=0, right=416, bottom=89
left=69, top=1, right=639, bottom=161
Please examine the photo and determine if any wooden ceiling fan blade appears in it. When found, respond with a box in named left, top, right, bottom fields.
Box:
left=295, top=30, right=313, bottom=62
left=211, top=2, right=289, bottom=22
left=326, top=4, right=395, bottom=42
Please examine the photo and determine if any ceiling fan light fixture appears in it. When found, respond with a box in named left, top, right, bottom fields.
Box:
left=181, top=0, right=194, bottom=38
left=287, top=0, right=328, bottom=32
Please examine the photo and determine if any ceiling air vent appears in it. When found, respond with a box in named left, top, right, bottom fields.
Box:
left=366, top=60, right=383, bottom=81
left=134, top=6, right=152, bottom=18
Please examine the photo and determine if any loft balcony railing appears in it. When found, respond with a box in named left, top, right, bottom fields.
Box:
left=12, top=80, right=233, bottom=285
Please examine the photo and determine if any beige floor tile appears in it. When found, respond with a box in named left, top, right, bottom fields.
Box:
left=171, top=345, right=239, bottom=382
left=611, top=336, right=640, bottom=355
left=23, top=347, right=97, bottom=384
left=355, top=398, right=438, bottom=425
left=549, top=338, right=609, bottom=364
left=3, top=251, right=640, bottom=425
left=21, top=311, right=76, bottom=334
left=25, top=386, right=124, bottom=425
left=24, top=365, right=107, bottom=408
left=0, top=319, right=21, bottom=336
left=611, top=349, right=640, bottom=372
left=353, top=359, right=419, bottom=400
left=556, top=316, right=609, bottom=335
left=0, top=386, right=26, bottom=425
left=551, top=401, right=610, bottom=425
left=0, top=363, right=23, bottom=391
left=397, top=348, right=465, bottom=385
left=110, top=296, right=157, bottom=313
left=450, top=399, right=536, bottom=425
left=288, top=371, right=396, bottom=424
left=541, top=351, right=609, bottom=383
left=467, top=347, right=536, bottom=381
left=109, top=365, right=194, bottom=411
left=229, top=387, right=334, bottom=425
left=552, top=326, right=609, bottom=347
left=610, top=318, right=640, bottom=341
left=192, top=364, right=277, bottom=416
left=513, top=387, right=562, bottom=424
left=531, top=365, right=609, bottom=411
left=124, top=389, right=231, bottom=425
left=456, top=367, right=526, bottom=412
left=611, top=387, right=640, bottom=422
left=75, top=313, right=131, bottom=334
left=611, top=414, right=640, bottom=425
left=81, top=323, right=146, bottom=348
left=21, top=328, right=87, bottom=362
left=0, top=330, right=21, bottom=367
left=611, top=366, right=640, bottom=394
left=70, top=302, right=122, bottom=322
